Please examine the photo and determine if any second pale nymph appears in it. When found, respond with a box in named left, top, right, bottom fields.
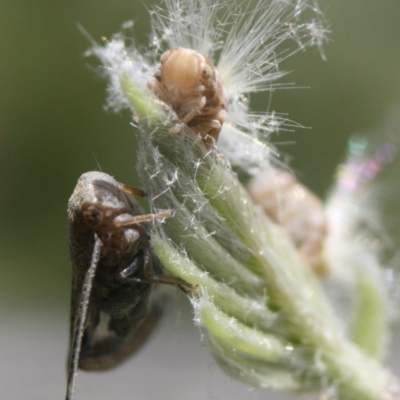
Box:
left=148, top=48, right=228, bottom=148
left=248, top=169, right=328, bottom=275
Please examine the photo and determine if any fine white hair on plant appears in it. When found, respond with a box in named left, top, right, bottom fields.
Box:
left=149, top=0, right=328, bottom=137
left=89, top=0, right=328, bottom=146
left=149, top=0, right=328, bottom=93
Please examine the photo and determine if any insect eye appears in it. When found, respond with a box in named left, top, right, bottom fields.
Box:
left=202, top=65, right=213, bottom=79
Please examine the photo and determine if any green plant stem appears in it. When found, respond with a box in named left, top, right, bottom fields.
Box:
left=121, top=77, right=399, bottom=400
left=351, top=267, right=387, bottom=360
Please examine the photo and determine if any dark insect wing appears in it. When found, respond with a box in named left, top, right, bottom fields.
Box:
left=66, top=234, right=102, bottom=400
left=65, top=171, right=193, bottom=400
left=66, top=172, right=138, bottom=361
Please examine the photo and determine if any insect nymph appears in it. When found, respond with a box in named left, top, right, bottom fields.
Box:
left=248, top=169, right=328, bottom=274
left=148, top=47, right=228, bottom=148
left=66, top=171, right=192, bottom=400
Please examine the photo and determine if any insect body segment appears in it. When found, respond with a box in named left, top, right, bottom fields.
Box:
left=148, top=47, right=228, bottom=148
left=66, top=171, right=193, bottom=400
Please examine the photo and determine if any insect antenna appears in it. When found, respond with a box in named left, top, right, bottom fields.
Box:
left=66, top=234, right=103, bottom=400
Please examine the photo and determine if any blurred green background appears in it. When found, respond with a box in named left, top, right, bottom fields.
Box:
left=1, top=0, right=400, bottom=399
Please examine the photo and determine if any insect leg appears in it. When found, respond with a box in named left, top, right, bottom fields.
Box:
left=114, top=210, right=171, bottom=228
left=115, top=226, right=196, bottom=294
left=118, top=182, right=147, bottom=197
left=180, top=105, right=204, bottom=124
left=139, top=257, right=197, bottom=294
left=146, top=275, right=197, bottom=294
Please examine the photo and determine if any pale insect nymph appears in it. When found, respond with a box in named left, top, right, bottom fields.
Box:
left=248, top=169, right=328, bottom=274
left=148, top=47, right=228, bottom=148
left=66, top=171, right=194, bottom=400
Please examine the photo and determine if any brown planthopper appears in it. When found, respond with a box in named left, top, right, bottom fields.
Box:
left=66, top=171, right=194, bottom=400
